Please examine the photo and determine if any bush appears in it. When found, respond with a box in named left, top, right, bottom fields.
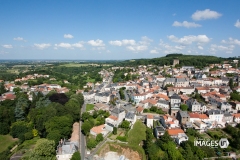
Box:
left=113, top=127, right=117, bottom=135
left=116, top=136, right=127, bottom=142
left=87, top=138, right=97, bottom=149
left=0, top=122, right=9, bottom=135
left=24, top=131, right=34, bottom=140
left=71, top=151, right=81, bottom=160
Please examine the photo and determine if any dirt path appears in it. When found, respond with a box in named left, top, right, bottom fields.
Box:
left=70, top=122, right=79, bottom=142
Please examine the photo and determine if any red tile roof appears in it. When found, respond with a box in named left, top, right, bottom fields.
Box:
left=109, top=115, right=118, bottom=121
left=147, top=114, right=153, bottom=119
left=167, top=128, right=184, bottom=136
left=91, top=124, right=105, bottom=134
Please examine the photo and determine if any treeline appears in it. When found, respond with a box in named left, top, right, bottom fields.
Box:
left=0, top=91, right=84, bottom=159
left=114, top=54, right=240, bottom=68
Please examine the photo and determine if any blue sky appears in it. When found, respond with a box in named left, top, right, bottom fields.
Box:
left=0, top=0, right=240, bottom=60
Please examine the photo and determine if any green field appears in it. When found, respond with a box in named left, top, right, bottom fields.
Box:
left=86, top=104, right=94, bottom=112
left=0, top=135, right=18, bottom=153
left=59, top=63, right=112, bottom=67
left=128, top=120, right=146, bottom=145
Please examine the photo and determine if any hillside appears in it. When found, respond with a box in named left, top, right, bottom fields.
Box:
left=116, top=54, right=240, bottom=68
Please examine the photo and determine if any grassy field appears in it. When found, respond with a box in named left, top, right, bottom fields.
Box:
left=59, top=63, right=112, bottom=67
left=128, top=120, right=146, bottom=145
left=0, top=135, right=18, bottom=153
left=86, top=104, right=94, bottom=112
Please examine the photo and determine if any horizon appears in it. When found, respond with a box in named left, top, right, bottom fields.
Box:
left=1, top=1, right=240, bottom=59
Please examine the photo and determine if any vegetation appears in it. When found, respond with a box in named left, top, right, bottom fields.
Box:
left=128, top=121, right=146, bottom=145
left=180, top=104, right=188, bottom=111
left=0, top=135, right=18, bottom=153
left=86, top=104, right=94, bottom=112
left=119, top=87, right=126, bottom=100
left=143, top=106, right=165, bottom=114
left=71, top=151, right=81, bottom=160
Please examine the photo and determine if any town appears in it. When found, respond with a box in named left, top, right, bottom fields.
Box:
left=0, top=55, right=240, bottom=160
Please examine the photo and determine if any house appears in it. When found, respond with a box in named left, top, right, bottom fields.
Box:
left=219, top=102, right=232, bottom=111
left=56, top=139, right=78, bottom=160
left=189, top=113, right=209, bottom=123
left=193, top=120, right=207, bottom=133
left=95, top=92, right=111, bottom=103
left=94, top=103, right=110, bottom=111
left=90, top=124, right=109, bottom=137
left=132, top=93, right=147, bottom=103
left=176, top=111, right=189, bottom=125
left=125, top=112, right=137, bottom=127
left=154, top=125, right=165, bottom=138
left=233, top=114, right=240, bottom=123
left=146, top=114, right=154, bottom=128
left=207, top=109, right=224, bottom=127
left=167, top=128, right=188, bottom=145
left=0, top=92, right=16, bottom=101
left=170, top=93, right=181, bottom=117
left=231, top=101, right=240, bottom=110
left=157, top=99, right=169, bottom=109
left=105, top=107, right=126, bottom=131
left=222, top=111, right=233, bottom=123
left=136, top=106, right=144, bottom=115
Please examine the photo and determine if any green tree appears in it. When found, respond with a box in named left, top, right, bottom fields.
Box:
left=180, top=104, right=188, bottom=111
left=81, top=112, right=90, bottom=121
left=28, top=139, right=56, bottom=160
left=10, top=121, right=30, bottom=139
left=87, top=138, right=97, bottom=149
left=47, top=130, right=61, bottom=147
left=113, top=127, right=117, bottom=135
left=229, top=78, right=234, bottom=89
left=0, top=122, right=9, bottom=134
left=96, top=133, right=104, bottom=142
left=81, top=120, right=93, bottom=136
left=15, top=97, right=29, bottom=120
left=36, top=97, right=51, bottom=108
left=45, top=116, right=73, bottom=138
left=121, top=120, right=130, bottom=129
left=71, top=151, right=81, bottom=160
left=0, top=82, right=6, bottom=95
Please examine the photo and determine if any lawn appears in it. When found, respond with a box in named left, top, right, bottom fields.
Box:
left=109, top=128, right=127, bottom=140
left=207, top=129, right=225, bottom=139
left=0, top=135, right=18, bottom=153
left=86, top=104, right=95, bottom=112
left=128, top=120, right=146, bottom=145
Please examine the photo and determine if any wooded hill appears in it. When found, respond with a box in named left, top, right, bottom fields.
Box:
left=115, top=54, right=240, bottom=68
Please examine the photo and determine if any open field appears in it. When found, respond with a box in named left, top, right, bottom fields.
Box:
left=128, top=120, right=146, bottom=145
left=59, top=63, right=112, bottom=67
left=12, top=65, right=33, bottom=68
left=86, top=104, right=94, bottom=112
left=0, top=135, right=18, bottom=153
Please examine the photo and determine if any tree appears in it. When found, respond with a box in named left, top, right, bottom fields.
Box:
left=81, top=112, right=90, bottom=121
left=0, top=82, right=6, bottom=95
left=36, top=97, right=51, bottom=108
left=28, top=139, right=56, bottom=160
left=121, top=120, right=130, bottom=129
left=180, top=104, right=188, bottom=111
left=87, top=138, right=97, bottom=149
left=47, top=130, right=61, bottom=147
left=229, top=78, right=234, bottom=89
left=0, top=122, right=9, bottom=134
left=113, top=127, right=117, bottom=135
left=96, top=133, right=104, bottom=142
left=15, top=97, right=29, bottom=121
left=71, top=151, right=81, bottom=160
left=10, top=121, right=30, bottom=139
left=81, top=120, right=93, bottom=136
left=45, top=116, right=73, bottom=138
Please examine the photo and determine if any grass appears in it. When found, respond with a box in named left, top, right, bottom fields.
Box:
left=128, top=120, right=146, bottom=145
left=0, top=135, right=18, bottom=153
left=109, top=128, right=127, bottom=140
left=86, top=104, right=94, bottom=112
left=59, top=63, right=112, bottom=67
left=86, top=78, right=95, bottom=83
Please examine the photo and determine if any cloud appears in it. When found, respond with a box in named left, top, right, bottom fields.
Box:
left=210, top=44, right=235, bottom=54
left=109, top=40, right=122, bottom=46
left=72, top=41, right=84, bottom=48
left=122, top=39, right=136, bottom=45
left=88, top=39, right=105, bottom=46
left=168, top=35, right=210, bottom=45
left=159, top=39, right=186, bottom=54
left=150, top=50, right=158, bottom=54
left=192, top=9, right=222, bottom=21
left=172, top=21, right=201, bottom=28
left=222, top=37, right=240, bottom=45
left=2, top=45, right=13, bottom=49
left=198, top=46, right=204, bottom=50
left=127, top=45, right=148, bottom=51
left=234, top=19, right=240, bottom=28
left=55, top=43, right=72, bottom=49
left=34, top=43, right=51, bottom=50
left=13, top=37, right=25, bottom=41
left=64, top=34, right=74, bottom=39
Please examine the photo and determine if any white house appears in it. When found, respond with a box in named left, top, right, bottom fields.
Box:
left=146, top=114, right=154, bottom=128
left=105, top=107, right=126, bottom=131
left=133, top=93, right=147, bottom=103
left=233, top=114, right=240, bottom=123
left=90, top=124, right=109, bottom=137
left=125, top=112, right=137, bottom=127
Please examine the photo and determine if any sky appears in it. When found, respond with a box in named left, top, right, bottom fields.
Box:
left=0, top=0, right=240, bottom=60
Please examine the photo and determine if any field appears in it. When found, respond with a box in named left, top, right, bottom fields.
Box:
left=0, top=135, right=18, bottom=153
left=128, top=120, right=146, bottom=145
left=59, top=63, right=112, bottom=67
left=86, top=104, right=94, bottom=112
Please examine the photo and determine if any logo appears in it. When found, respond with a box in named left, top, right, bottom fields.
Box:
left=194, top=138, right=229, bottom=148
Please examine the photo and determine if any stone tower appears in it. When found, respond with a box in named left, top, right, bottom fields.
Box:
left=173, top=59, right=179, bottom=66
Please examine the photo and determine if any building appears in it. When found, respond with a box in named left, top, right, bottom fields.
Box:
left=90, top=124, right=109, bottom=137
left=56, top=139, right=78, bottom=160
left=170, top=93, right=181, bottom=117
left=154, top=125, right=165, bottom=138
left=125, top=112, right=137, bottom=127
left=105, top=107, right=126, bottom=131
left=173, top=59, right=179, bottom=66
left=146, top=114, right=154, bottom=128
left=167, top=128, right=188, bottom=145
left=176, top=111, right=189, bottom=124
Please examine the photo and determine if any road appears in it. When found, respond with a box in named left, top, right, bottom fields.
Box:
left=80, top=103, right=86, bottom=160
left=123, top=90, right=129, bottom=102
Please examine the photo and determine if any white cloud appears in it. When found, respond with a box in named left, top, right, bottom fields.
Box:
left=2, top=44, right=13, bottom=49
left=88, top=39, right=105, bottom=46
left=64, top=34, right=74, bottom=39
left=122, top=39, right=136, bottom=45
left=109, top=40, right=122, bottom=46
left=234, top=19, right=240, bottom=28
left=222, top=37, right=240, bottom=45
left=72, top=41, right=84, bottom=48
left=210, top=44, right=235, bottom=54
left=168, top=35, right=210, bottom=45
left=127, top=45, right=148, bottom=51
left=198, top=46, right=204, bottom=50
left=34, top=43, right=51, bottom=50
left=150, top=50, right=158, bottom=54
left=172, top=21, right=202, bottom=28
left=13, top=37, right=25, bottom=41
left=192, top=9, right=222, bottom=21
left=55, top=43, right=72, bottom=49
